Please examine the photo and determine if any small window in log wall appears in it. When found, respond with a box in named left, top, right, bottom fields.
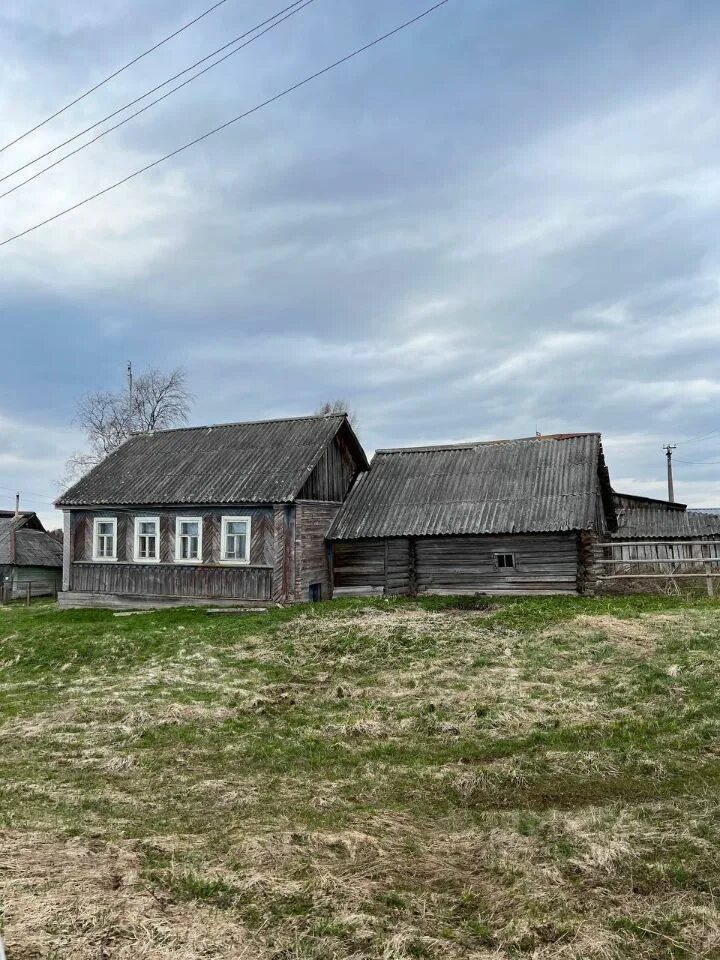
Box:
left=495, top=553, right=515, bottom=569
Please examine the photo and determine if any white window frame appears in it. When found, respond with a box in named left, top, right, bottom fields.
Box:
left=175, top=516, right=203, bottom=564
left=93, top=517, right=118, bottom=562
left=220, top=515, right=252, bottom=565
left=133, top=516, right=160, bottom=563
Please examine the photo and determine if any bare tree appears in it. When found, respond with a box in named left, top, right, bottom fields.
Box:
left=63, top=367, right=192, bottom=484
left=315, top=399, right=358, bottom=429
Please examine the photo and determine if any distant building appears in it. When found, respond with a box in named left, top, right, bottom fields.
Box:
left=0, top=511, right=63, bottom=599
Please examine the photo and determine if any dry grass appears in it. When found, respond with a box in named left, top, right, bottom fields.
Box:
left=1, top=594, right=719, bottom=958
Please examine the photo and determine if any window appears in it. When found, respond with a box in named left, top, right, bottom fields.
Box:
left=134, top=517, right=159, bottom=562
left=221, top=516, right=251, bottom=564
left=495, top=553, right=515, bottom=569
left=93, top=517, right=117, bottom=561
left=176, top=517, right=202, bottom=563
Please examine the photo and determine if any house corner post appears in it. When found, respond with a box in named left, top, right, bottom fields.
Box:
left=62, top=510, right=73, bottom=594
left=578, top=531, right=598, bottom=596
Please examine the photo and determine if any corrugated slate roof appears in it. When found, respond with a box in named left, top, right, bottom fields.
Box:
left=329, top=433, right=605, bottom=540
left=611, top=493, right=720, bottom=539
left=0, top=516, right=63, bottom=568
left=57, top=414, right=359, bottom=507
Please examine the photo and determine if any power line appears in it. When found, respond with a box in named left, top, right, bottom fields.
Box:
left=0, top=0, right=316, bottom=203
left=0, top=0, right=452, bottom=249
left=681, top=430, right=720, bottom=445
left=676, top=459, right=720, bottom=466
left=0, top=485, right=58, bottom=507
left=0, top=0, right=310, bottom=191
left=0, top=0, right=233, bottom=156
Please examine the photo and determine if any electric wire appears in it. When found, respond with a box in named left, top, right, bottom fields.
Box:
left=0, top=0, right=316, bottom=202
left=0, top=0, right=309, bottom=189
left=0, top=0, right=234, bottom=155
left=0, top=0, right=452, bottom=249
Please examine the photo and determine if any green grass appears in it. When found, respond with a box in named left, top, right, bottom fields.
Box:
left=1, top=594, right=720, bottom=958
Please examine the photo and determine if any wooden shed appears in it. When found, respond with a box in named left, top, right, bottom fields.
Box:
left=328, top=434, right=616, bottom=596
left=56, top=414, right=368, bottom=609
left=0, top=511, right=63, bottom=599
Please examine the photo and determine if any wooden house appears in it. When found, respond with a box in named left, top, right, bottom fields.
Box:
left=56, top=414, right=368, bottom=609
left=328, top=433, right=617, bottom=596
left=0, top=511, right=63, bottom=599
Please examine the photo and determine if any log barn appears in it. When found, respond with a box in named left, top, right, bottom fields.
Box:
left=328, top=433, right=617, bottom=596
left=56, top=414, right=368, bottom=609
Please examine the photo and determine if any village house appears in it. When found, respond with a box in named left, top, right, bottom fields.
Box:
left=0, top=510, right=63, bottom=600
left=55, top=419, right=720, bottom=607
left=56, top=414, right=368, bottom=608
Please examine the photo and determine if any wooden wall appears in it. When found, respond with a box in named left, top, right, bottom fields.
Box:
left=298, top=428, right=363, bottom=502
left=70, top=507, right=274, bottom=566
left=333, top=533, right=581, bottom=596
left=294, top=501, right=341, bottom=601
left=66, top=506, right=275, bottom=602
left=71, top=562, right=272, bottom=600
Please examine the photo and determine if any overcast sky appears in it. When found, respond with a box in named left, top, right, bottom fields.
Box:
left=1, top=0, right=720, bottom=528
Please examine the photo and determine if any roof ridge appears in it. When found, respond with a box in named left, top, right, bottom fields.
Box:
left=375, top=433, right=600, bottom=455
left=129, top=412, right=346, bottom=437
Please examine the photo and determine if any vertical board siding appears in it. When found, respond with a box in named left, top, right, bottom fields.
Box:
left=72, top=563, right=272, bottom=600
left=298, top=429, right=362, bottom=502
left=295, top=501, right=342, bottom=600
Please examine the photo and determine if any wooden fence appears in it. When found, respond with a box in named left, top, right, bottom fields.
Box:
left=0, top=580, right=59, bottom=605
left=597, top=540, right=720, bottom=596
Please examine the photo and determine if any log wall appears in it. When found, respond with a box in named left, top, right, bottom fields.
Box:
left=294, top=501, right=342, bottom=601
left=333, top=533, right=581, bottom=596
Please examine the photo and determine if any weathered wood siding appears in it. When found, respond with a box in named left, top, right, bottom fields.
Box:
left=272, top=504, right=296, bottom=602
left=294, top=501, right=342, bottom=601
left=71, top=562, right=272, bottom=600
left=71, top=507, right=274, bottom=566
left=333, top=533, right=580, bottom=596
left=415, top=534, right=579, bottom=594
left=298, top=427, right=363, bottom=502
left=67, top=506, right=275, bottom=602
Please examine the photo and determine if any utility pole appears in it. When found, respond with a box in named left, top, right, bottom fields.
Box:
left=127, top=361, right=133, bottom=431
left=664, top=444, right=677, bottom=502
left=14, top=493, right=19, bottom=517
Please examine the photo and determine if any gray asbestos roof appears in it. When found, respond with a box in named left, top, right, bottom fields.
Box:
left=57, top=414, right=356, bottom=507
left=611, top=493, right=720, bottom=539
left=329, top=433, right=606, bottom=540
left=0, top=516, right=63, bottom=568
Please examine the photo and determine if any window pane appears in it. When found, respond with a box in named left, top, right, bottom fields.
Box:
left=181, top=521, right=199, bottom=537
left=227, top=521, right=247, bottom=536
left=140, top=521, right=156, bottom=536
left=98, top=522, right=113, bottom=535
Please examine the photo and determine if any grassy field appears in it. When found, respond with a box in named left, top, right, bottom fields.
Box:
left=1, top=594, right=719, bottom=959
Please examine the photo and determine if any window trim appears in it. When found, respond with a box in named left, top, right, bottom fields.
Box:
left=175, top=516, right=203, bottom=564
left=92, top=516, right=118, bottom=562
left=220, top=515, right=252, bottom=565
left=133, top=515, right=160, bottom=563
left=494, top=552, right=516, bottom=570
